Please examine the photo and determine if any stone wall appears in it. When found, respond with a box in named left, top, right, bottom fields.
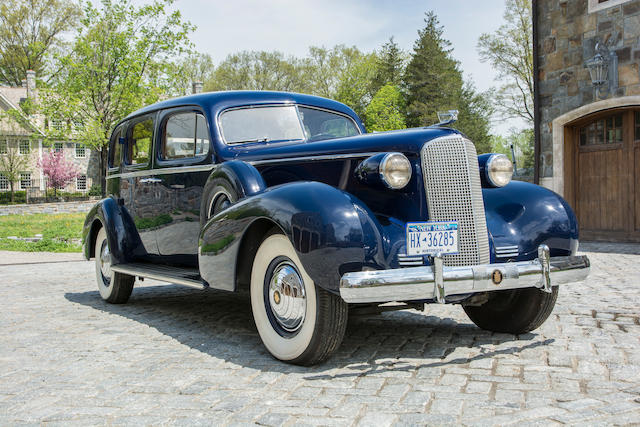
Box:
left=536, top=0, right=640, bottom=178
left=0, top=200, right=97, bottom=216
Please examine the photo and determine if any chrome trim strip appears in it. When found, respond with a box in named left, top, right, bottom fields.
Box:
left=339, top=249, right=590, bottom=304
left=106, top=164, right=215, bottom=180
left=248, top=152, right=380, bottom=166
left=111, top=264, right=206, bottom=290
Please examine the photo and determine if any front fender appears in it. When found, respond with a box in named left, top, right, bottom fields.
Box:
left=483, top=181, right=579, bottom=261
left=198, top=181, right=381, bottom=293
left=82, top=197, right=144, bottom=264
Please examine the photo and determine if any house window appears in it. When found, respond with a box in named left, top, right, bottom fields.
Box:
left=19, top=172, right=32, bottom=189
left=75, top=144, right=86, bottom=158
left=0, top=140, right=7, bottom=155
left=53, top=142, right=64, bottom=153
left=72, top=120, right=84, bottom=131
left=0, top=173, right=8, bottom=190
left=50, top=119, right=65, bottom=131
left=19, top=140, right=30, bottom=155
left=76, top=175, right=87, bottom=191
left=588, top=0, right=632, bottom=12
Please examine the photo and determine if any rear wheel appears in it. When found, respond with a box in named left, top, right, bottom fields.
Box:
left=463, top=286, right=558, bottom=334
left=94, top=227, right=134, bottom=304
left=250, top=233, right=348, bottom=365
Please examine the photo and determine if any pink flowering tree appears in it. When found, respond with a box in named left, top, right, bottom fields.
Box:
left=38, top=150, right=79, bottom=196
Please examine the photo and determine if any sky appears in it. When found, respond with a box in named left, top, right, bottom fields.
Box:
left=172, top=0, right=522, bottom=135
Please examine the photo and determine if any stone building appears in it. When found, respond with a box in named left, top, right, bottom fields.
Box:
left=535, top=0, right=640, bottom=241
left=0, top=71, right=99, bottom=197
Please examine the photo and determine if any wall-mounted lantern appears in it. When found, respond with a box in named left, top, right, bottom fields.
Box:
left=584, top=43, right=618, bottom=98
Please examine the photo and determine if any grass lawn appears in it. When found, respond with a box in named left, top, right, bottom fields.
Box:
left=0, top=213, right=85, bottom=252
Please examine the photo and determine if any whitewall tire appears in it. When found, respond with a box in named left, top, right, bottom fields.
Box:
left=94, top=227, right=134, bottom=304
left=250, top=232, right=348, bottom=365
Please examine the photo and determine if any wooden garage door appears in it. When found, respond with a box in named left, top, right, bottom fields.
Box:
left=573, top=109, right=640, bottom=242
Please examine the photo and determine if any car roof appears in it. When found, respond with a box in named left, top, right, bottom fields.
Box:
left=121, top=90, right=361, bottom=123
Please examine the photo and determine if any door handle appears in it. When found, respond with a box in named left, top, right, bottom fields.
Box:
left=139, top=177, right=163, bottom=184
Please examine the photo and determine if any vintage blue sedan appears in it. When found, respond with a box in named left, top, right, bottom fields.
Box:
left=83, top=91, right=590, bottom=365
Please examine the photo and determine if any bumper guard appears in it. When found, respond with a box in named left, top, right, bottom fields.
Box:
left=339, top=245, right=590, bottom=304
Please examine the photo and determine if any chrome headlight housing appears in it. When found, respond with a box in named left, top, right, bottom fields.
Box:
left=486, top=154, right=513, bottom=187
left=379, top=152, right=412, bottom=189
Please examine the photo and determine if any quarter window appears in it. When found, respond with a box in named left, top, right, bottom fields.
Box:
left=0, top=173, right=8, bottom=190
left=127, top=118, right=153, bottom=165
left=75, top=144, right=86, bottom=158
left=162, top=112, right=209, bottom=160
left=19, top=172, right=32, bottom=189
left=19, top=140, right=30, bottom=155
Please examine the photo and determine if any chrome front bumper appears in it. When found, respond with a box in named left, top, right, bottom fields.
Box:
left=339, top=245, right=590, bottom=304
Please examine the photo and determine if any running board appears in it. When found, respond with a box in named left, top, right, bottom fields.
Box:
left=111, top=263, right=206, bottom=290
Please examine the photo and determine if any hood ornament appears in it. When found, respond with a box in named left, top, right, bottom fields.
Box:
left=434, top=110, right=459, bottom=127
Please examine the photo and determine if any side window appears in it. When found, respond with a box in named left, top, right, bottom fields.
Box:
left=127, top=117, right=153, bottom=165
left=109, top=127, right=123, bottom=168
left=162, top=112, right=209, bottom=160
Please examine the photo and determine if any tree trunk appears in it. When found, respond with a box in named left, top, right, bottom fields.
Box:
left=9, top=181, right=14, bottom=203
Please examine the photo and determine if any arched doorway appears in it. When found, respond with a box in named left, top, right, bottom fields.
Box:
left=569, top=109, right=639, bottom=241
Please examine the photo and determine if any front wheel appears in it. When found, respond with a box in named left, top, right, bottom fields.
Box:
left=94, top=227, right=134, bottom=304
left=250, top=232, right=348, bottom=365
left=463, top=286, right=558, bottom=334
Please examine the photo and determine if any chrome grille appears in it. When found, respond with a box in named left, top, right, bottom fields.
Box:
left=421, top=135, right=490, bottom=266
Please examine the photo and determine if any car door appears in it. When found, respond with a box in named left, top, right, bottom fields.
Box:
left=153, top=108, right=213, bottom=259
left=122, top=113, right=161, bottom=256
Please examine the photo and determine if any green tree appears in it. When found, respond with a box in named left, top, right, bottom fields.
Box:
left=490, top=128, right=535, bottom=172
left=42, top=0, right=193, bottom=195
left=0, top=0, right=81, bottom=86
left=170, top=52, right=214, bottom=96
left=333, top=50, right=378, bottom=119
left=477, top=0, right=533, bottom=124
left=0, top=142, right=31, bottom=203
left=371, top=37, right=406, bottom=94
left=403, top=12, right=463, bottom=127
left=365, top=84, right=406, bottom=132
left=453, top=83, right=494, bottom=153
left=206, top=51, right=304, bottom=92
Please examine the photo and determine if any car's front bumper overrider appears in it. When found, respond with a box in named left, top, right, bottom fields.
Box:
left=339, top=245, right=590, bottom=304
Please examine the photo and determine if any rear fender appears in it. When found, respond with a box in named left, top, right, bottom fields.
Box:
left=82, top=197, right=144, bottom=264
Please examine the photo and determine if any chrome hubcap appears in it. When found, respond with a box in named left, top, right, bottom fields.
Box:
left=99, top=240, right=112, bottom=285
left=268, top=261, right=306, bottom=333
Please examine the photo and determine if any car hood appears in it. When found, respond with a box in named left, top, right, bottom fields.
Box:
left=224, top=127, right=463, bottom=162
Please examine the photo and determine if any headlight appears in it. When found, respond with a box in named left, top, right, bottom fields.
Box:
left=379, top=152, right=412, bottom=189
left=486, top=154, right=513, bottom=187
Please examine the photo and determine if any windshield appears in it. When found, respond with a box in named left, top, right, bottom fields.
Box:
left=219, top=105, right=360, bottom=145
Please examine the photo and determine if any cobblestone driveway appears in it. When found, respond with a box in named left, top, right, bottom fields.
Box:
left=1, top=244, right=639, bottom=426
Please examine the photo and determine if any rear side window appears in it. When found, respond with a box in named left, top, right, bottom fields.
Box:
left=109, top=127, right=123, bottom=168
left=127, top=117, right=153, bottom=165
left=161, top=112, right=210, bottom=160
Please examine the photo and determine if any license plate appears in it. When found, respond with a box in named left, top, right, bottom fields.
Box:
left=406, top=221, right=459, bottom=256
